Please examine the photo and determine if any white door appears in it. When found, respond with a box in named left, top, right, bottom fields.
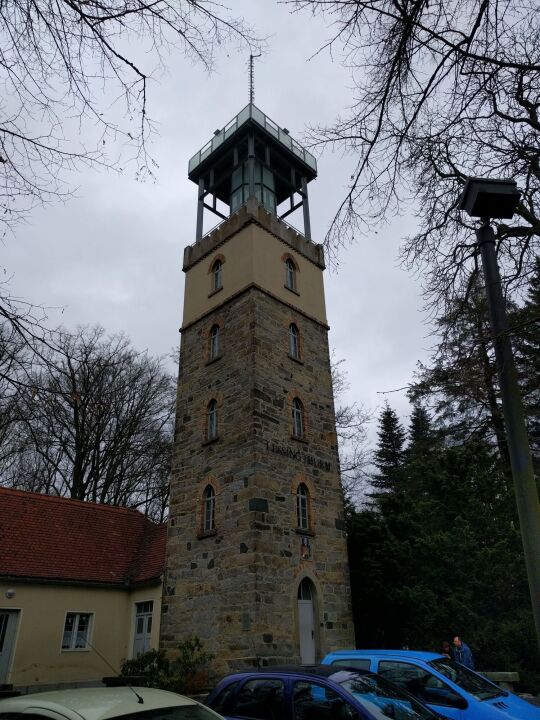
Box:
left=132, top=601, right=153, bottom=657
left=0, top=610, right=19, bottom=684
left=297, top=579, right=316, bottom=664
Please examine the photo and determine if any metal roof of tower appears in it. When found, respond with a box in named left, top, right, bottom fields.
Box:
left=188, top=103, right=317, bottom=182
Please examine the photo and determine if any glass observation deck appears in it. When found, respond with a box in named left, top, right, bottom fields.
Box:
left=188, top=103, right=317, bottom=176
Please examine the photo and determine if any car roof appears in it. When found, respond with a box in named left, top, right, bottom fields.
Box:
left=215, top=664, right=367, bottom=682
left=327, top=650, right=444, bottom=662
left=0, top=687, right=197, bottom=720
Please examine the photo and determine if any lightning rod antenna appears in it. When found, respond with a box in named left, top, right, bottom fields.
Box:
left=249, top=52, right=261, bottom=104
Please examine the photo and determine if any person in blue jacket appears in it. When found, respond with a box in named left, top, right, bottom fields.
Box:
left=452, top=635, right=475, bottom=669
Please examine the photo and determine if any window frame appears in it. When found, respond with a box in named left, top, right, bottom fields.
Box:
left=297, top=577, right=314, bottom=601
left=292, top=397, right=304, bottom=439
left=292, top=680, right=361, bottom=720
left=285, top=258, right=297, bottom=291
left=209, top=324, right=221, bottom=360
left=212, top=259, right=223, bottom=292
left=377, top=660, right=465, bottom=709
left=232, top=677, right=286, bottom=720
left=288, top=323, right=300, bottom=360
left=207, top=399, right=218, bottom=441
left=202, top=484, right=216, bottom=533
left=296, top=483, right=310, bottom=530
left=61, top=611, right=93, bottom=651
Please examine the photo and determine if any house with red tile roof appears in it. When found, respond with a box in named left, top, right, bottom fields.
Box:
left=0, top=488, right=166, bottom=690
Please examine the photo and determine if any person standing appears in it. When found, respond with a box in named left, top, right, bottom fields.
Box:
left=452, top=636, right=475, bottom=669
left=441, top=641, right=452, bottom=658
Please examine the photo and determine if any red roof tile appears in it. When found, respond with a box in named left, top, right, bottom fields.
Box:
left=0, top=488, right=166, bottom=586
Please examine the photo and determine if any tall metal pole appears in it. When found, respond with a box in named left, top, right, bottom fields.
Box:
left=476, top=219, right=540, bottom=652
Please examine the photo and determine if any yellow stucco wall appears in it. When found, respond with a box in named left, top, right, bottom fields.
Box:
left=0, top=583, right=162, bottom=687
left=182, top=223, right=328, bottom=327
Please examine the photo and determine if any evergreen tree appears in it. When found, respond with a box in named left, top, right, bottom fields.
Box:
left=403, top=405, right=441, bottom=506
left=410, top=286, right=510, bottom=468
left=371, top=403, right=406, bottom=498
left=346, top=270, right=540, bottom=687
left=348, top=428, right=537, bottom=681
left=408, top=404, right=435, bottom=450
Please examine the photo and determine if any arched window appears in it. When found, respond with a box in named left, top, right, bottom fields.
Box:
left=298, top=577, right=313, bottom=600
left=296, top=483, right=310, bottom=530
left=212, top=259, right=222, bottom=291
left=209, top=324, right=220, bottom=360
left=207, top=399, right=218, bottom=440
left=292, top=397, right=304, bottom=439
left=285, top=258, right=297, bottom=291
left=202, top=485, right=216, bottom=532
left=289, top=323, right=300, bottom=359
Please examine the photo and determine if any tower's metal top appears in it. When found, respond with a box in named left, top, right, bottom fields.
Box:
left=188, top=103, right=317, bottom=178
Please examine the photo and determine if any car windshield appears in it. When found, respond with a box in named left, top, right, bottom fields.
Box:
left=333, top=670, right=439, bottom=720
left=428, top=659, right=504, bottom=700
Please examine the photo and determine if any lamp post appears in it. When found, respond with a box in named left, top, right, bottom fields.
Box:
left=459, top=177, right=540, bottom=654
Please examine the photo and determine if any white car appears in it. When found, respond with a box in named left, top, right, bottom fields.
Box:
left=0, top=686, right=225, bottom=720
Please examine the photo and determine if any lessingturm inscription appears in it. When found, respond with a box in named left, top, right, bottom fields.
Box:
left=267, top=440, right=332, bottom=472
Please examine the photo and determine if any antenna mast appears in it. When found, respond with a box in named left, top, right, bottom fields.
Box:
left=249, top=52, right=261, bottom=104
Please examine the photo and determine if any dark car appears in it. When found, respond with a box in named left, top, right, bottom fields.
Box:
left=206, top=664, right=446, bottom=720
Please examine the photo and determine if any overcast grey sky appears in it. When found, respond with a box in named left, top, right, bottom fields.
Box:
left=3, top=0, right=432, bottom=442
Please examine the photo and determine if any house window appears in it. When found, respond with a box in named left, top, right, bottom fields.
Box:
left=289, top=323, right=300, bottom=359
left=210, top=324, right=220, bottom=360
left=292, top=397, right=304, bottom=439
left=285, top=258, right=297, bottom=291
left=297, top=483, right=310, bottom=530
left=203, top=485, right=216, bottom=532
left=62, top=612, right=92, bottom=650
left=207, top=399, right=218, bottom=440
left=212, top=259, right=223, bottom=291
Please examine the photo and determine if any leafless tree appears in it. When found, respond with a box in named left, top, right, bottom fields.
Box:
left=289, top=0, right=540, bottom=313
left=331, top=353, right=371, bottom=499
left=0, top=0, right=258, bottom=232
left=2, top=325, right=174, bottom=520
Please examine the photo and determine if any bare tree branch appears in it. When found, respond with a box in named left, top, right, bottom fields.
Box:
left=0, top=0, right=259, bottom=231
left=289, top=0, right=540, bottom=312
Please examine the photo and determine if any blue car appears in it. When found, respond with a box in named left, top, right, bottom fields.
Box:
left=206, top=664, right=449, bottom=720
left=322, top=650, right=539, bottom=720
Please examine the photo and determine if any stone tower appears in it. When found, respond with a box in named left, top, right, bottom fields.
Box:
left=161, top=104, right=354, bottom=674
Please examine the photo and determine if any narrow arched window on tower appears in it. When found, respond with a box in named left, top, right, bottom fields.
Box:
left=292, top=397, right=304, bottom=439
left=207, top=399, right=218, bottom=440
left=202, top=484, right=216, bottom=533
left=298, top=577, right=313, bottom=600
left=209, top=324, right=220, bottom=360
left=289, top=323, right=300, bottom=359
left=296, top=483, right=310, bottom=530
left=212, top=259, right=222, bottom=291
left=285, top=258, right=297, bottom=291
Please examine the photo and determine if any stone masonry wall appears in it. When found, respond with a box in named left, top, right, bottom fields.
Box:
left=162, top=264, right=354, bottom=676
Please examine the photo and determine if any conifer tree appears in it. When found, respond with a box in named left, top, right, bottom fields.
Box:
left=371, top=403, right=406, bottom=498
left=345, top=268, right=540, bottom=685
left=407, top=404, right=437, bottom=455
left=410, top=286, right=510, bottom=469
